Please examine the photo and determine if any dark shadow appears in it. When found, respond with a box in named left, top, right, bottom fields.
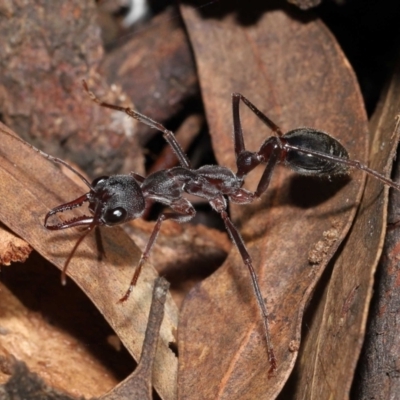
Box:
left=288, top=174, right=350, bottom=209
left=180, top=0, right=318, bottom=26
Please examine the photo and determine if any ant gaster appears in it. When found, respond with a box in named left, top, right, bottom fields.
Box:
left=7, top=81, right=400, bottom=375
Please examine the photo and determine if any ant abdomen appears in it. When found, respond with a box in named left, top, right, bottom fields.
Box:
left=283, top=128, right=350, bottom=177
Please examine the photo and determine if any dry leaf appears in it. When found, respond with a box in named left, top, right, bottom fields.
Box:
left=0, top=124, right=178, bottom=400
left=287, top=63, right=400, bottom=400
left=179, top=4, right=368, bottom=398
left=349, top=61, right=400, bottom=399
left=100, top=6, right=199, bottom=143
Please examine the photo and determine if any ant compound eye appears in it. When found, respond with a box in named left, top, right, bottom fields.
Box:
left=104, top=207, right=127, bottom=225
left=92, top=176, right=109, bottom=187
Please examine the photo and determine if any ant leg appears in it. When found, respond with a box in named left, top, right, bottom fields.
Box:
left=119, top=199, right=195, bottom=303
left=131, top=172, right=145, bottom=183
left=60, top=224, right=95, bottom=285
left=232, top=93, right=260, bottom=179
left=211, top=198, right=277, bottom=374
left=232, top=93, right=284, bottom=137
left=232, top=92, right=246, bottom=156
left=232, top=93, right=283, bottom=180
left=233, top=137, right=283, bottom=201
left=254, top=138, right=283, bottom=198
left=95, top=227, right=106, bottom=262
left=82, top=81, right=191, bottom=169
left=0, top=127, right=93, bottom=189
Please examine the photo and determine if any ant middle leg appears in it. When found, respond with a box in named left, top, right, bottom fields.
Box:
left=119, top=198, right=195, bottom=303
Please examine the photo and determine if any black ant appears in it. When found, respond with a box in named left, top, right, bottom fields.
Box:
left=4, top=81, right=400, bottom=375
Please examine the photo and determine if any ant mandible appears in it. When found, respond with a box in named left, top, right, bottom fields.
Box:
left=7, top=81, right=400, bottom=375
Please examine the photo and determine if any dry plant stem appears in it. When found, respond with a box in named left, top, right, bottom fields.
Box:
left=99, top=277, right=170, bottom=400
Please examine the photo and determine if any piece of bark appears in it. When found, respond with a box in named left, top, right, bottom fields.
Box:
left=179, top=3, right=368, bottom=398
left=0, top=0, right=144, bottom=177
left=0, top=123, right=178, bottom=400
left=0, top=357, right=77, bottom=400
left=0, top=282, right=117, bottom=397
left=100, top=6, right=199, bottom=144
left=0, top=224, right=32, bottom=265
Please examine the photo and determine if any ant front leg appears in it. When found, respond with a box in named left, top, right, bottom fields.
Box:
left=210, top=196, right=277, bottom=375
left=119, top=198, right=195, bottom=303
left=232, top=93, right=293, bottom=198
left=232, top=93, right=284, bottom=183
left=83, top=81, right=191, bottom=169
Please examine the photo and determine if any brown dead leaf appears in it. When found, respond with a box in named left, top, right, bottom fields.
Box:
left=287, top=62, right=400, bottom=399
left=0, top=123, right=178, bottom=400
left=0, top=224, right=32, bottom=265
left=348, top=63, right=400, bottom=398
left=179, top=4, right=368, bottom=399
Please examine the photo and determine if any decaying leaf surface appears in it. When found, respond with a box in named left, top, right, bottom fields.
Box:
left=0, top=282, right=117, bottom=397
left=0, top=124, right=178, bottom=400
left=350, top=64, right=400, bottom=399
left=179, top=4, right=368, bottom=398
left=0, top=224, right=32, bottom=265
left=288, top=62, right=400, bottom=399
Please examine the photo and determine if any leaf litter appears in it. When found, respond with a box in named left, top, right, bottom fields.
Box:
left=0, top=2, right=398, bottom=399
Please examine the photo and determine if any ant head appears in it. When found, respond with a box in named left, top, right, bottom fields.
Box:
left=89, top=175, right=145, bottom=226
left=45, top=175, right=145, bottom=230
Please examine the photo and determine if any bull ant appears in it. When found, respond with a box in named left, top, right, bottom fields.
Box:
left=4, top=81, right=400, bottom=374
